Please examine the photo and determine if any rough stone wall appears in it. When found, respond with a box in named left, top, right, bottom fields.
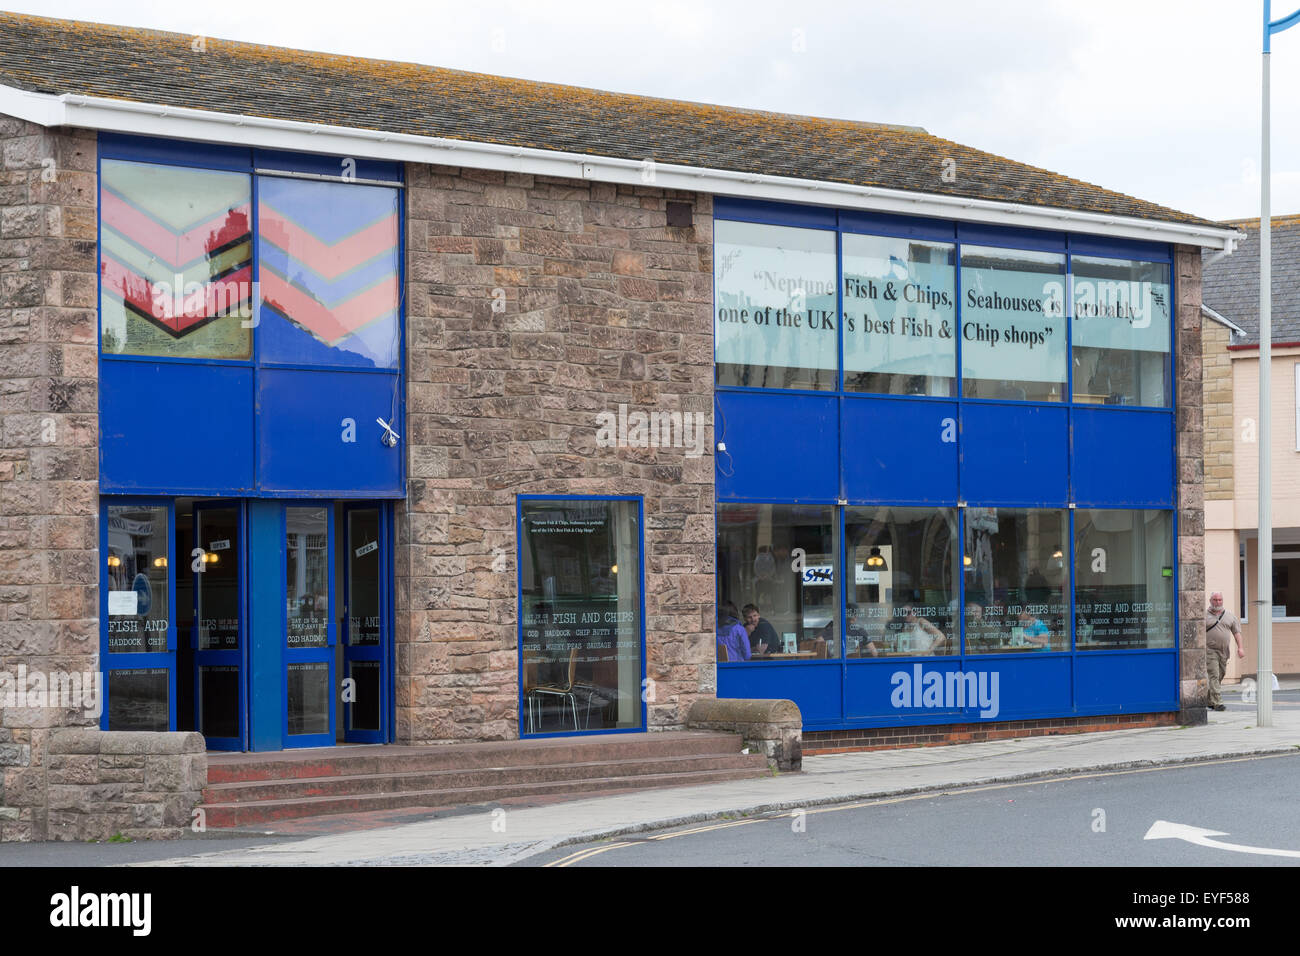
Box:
left=0, top=119, right=98, bottom=841
left=46, top=729, right=205, bottom=841
left=1175, top=244, right=1207, bottom=723
left=399, top=166, right=715, bottom=743
left=1202, top=318, right=1234, bottom=500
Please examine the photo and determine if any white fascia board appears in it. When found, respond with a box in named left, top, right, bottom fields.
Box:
left=1, top=84, right=1241, bottom=251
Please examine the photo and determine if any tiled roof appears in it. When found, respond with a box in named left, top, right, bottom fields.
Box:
left=1202, top=216, right=1300, bottom=345
left=0, top=12, right=1217, bottom=229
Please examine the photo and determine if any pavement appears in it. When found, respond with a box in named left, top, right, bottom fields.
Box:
left=5, top=681, right=1298, bottom=867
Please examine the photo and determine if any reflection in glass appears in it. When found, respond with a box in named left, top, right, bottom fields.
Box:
left=520, top=500, right=643, bottom=731
left=106, top=505, right=170, bottom=653
left=1071, top=257, right=1171, bottom=407
left=964, top=508, right=1069, bottom=653
left=196, top=508, right=240, bottom=651
left=199, top=665, right=239, bottom=739
left=107, top=668, right=169, bottom=732
left=960, top=247, right=1067, bottom=401
left=286, top=507, right=329, bottom=648
left=845, top=507, right=959, bottom=657
left=259, top=177, right=401, bottom=369
left=348, top=660, right=381, bottom=732
left=715, top=505, right=840, bottom=661
left=100, top=160, right=253, bottom=359
left=843, top=235, right=956, bottom=396
left=1074, top=510, right=1174, bottom=649
left=287, top=662, right=330, bottom=735
left=347, top=510, right=381, bottom=646
left=715, top=220, right=838, bottom=390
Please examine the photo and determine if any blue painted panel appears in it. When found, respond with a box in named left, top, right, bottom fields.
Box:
left=718, top=663, right=842, bottom=725
left=968, top=654, right=1073, bottom=719
left=715, top=391, right=837, bottom=500
left=246, top=501, right=282, bottom=752
left=961, top=403, right=1068, bottom=505
left=845, top=659, right=965, bottom=719
left=100, top=361, right=255, bottom=493
left=713, top=196, right=837, bottom=229
left=956, top=223, right=1067, bottom=252
left=1075, top=651, right=1179, bottom=713
left=1072, top=408, right=1174, bottom=506
left=254, top=149, right=402, bottom=183
left=258, top=368, right=403, bottom=495
left=838, top=210, right=956, bottom=242
left=99, top=133, right=252, bottom=171
left=842, top=397, right=957, bottom=503
left=1067, top=235, right=1170, bottom=262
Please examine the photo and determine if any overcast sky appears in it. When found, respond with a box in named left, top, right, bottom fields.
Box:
left=10, top=0, right=1300, bottom=222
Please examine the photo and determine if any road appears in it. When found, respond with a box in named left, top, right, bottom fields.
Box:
left=523, top=751, right=1300, bottom=866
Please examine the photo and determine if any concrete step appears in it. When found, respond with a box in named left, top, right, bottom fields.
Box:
left=200, top=766, right=774, bottom=828
left=203, top=752, right=770, bottom=804
left=207, top=731, right=747, bottom=784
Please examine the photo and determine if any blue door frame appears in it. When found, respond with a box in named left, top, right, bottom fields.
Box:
left=192, top=500, right=249, bottom=751
left=99, top=497, right=178, bottom=732
left=280, top=503, right=336, bottom=749
left=342, top=503, right=391, bottom=743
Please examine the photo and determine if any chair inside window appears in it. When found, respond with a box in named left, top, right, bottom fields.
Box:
left=531, top=648, right=581, bottom=731
left=716, top=642, right=730, bottom=662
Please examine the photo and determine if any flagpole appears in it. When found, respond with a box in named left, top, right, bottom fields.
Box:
left=1256, top=1, right=1300, bottom=725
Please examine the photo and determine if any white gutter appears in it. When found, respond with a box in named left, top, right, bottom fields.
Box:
left=3, top=84, right=1242, bottom=251
left=1201, top=303, right=1248, bottom=337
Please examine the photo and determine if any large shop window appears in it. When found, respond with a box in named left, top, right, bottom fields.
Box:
left=716, top=213, right=1171, bottom=409
left=1271, top=548, right=1300, bottom=619
left=845, top=507, right=959, bottom=657
left=100, top=160, right=253, bottom=359
left=964, top=508, right=1070, bottom=653
left=1071, top=257, right=1171, bottom=407
left=1074, top=509, right=1175, bottom=649
left=519, top=499, right=645, bottom=733
left=716, top=504, right=840, bottom=660
left=960, top=247, right=1067, bottom=401
left=714, top=220, right=837, bottom=390
left=105, top=504, right=172, bottom=731
left=258, top=177, right=401, bottom=369
left=843, top=235, right=957, bottom=396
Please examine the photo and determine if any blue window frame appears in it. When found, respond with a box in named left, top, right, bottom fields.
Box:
left=100, top=497, right=178, bottom=733
left=96, top=133, right=406, bottom=499
left=516, top=495, right=648, bottom=738
left=712, top=197, right=1181, bottom=729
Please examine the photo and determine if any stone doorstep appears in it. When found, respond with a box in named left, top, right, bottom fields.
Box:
left=205, top=730, right=749, bottom=784
left=199, top=765, right=774, bottom=829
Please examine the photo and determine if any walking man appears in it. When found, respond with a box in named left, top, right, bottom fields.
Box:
left=1205, top=591, right=1245, bottom=711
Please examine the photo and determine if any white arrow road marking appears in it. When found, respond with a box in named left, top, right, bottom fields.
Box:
left=1145, top=819, right=1300, bottom=858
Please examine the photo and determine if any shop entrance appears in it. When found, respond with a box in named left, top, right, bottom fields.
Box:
left=168, top=499, right=393, bottom=751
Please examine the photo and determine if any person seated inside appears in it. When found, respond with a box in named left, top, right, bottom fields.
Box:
left=715, top=601, right=751, bottom=662
left=847, top=603, right=884, bottom=656
left=898, top=603, right=947, bottom=655
left=1017, top=610, right=1052, bottom=648
left=742, top=603, right=780, bottom=656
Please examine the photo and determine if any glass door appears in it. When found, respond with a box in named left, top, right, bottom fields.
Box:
left=283, top=505, right=335, bottom=748
left=342, top=505, right=388, bottom=743
left=192, top=501, right=246, bottom=750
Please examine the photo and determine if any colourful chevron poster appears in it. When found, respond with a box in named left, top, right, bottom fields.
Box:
left=258, top=178, right=400, bottom=369
left=99, top=160, right=253, bottom=358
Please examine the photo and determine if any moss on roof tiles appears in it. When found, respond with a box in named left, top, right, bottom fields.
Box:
left=0, top=10, right=1216, bottom=228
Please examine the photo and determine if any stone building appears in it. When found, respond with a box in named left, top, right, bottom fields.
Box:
left=1202, top=216, right=1300, bottom=679
left=0, top=12, right=1238, bottom=839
